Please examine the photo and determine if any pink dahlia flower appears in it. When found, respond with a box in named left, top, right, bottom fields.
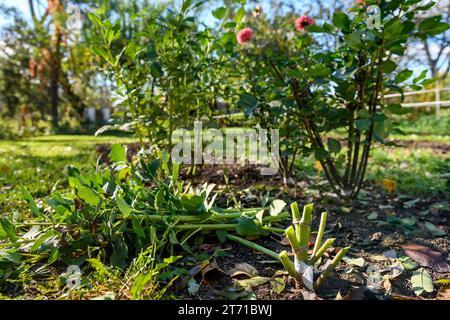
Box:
left=236, top=27, right=254, bottom=44
left=295, top=15, right=314, bottom=31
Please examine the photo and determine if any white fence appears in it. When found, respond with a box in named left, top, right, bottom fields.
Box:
left=212, top=86, right=450, bottom=120
left=384, top=86, right=450, bottom=117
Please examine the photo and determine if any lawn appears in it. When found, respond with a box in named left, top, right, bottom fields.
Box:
left=0, top=135, right=137, bottom=218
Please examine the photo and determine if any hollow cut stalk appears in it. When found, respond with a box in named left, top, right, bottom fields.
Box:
left=308, top=238, right=335, bottom=265
left=298, top=203, right=313, bottom=262
left=285, top=226, right=304, bottom=262
left=314, top=246, right=350, bottom=290
left=279, top=250, right=301, bottom=282
left=290, top=202, right=301, bottom=242
left=312, top=211, right=328, bottom=257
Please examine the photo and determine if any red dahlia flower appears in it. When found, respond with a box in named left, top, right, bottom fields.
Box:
left=295, top=16, right=314, bottom=31
left=236, top=27, right=254, bottom=44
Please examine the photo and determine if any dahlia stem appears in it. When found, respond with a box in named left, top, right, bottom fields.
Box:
left=262, top=212, right=290, bottom=223
left=285, top=225, right=303, bottom=261
left=290, top=202, right=301, bottom=241
left=314, top=246, right=350, bottom=290
left=298, top=203, right=313, bottom=262
left=312, top=211, right=328, bottom=257
left=226, top=234, right=280, bottom=261
left=175, top=223, right=236, bottom=230
left=279, top=250, right=300, bottom=281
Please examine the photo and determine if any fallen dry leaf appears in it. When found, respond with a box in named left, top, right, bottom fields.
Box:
left=390, top=293, right=423, bottom=300
left=401, top=244, right=450, bottom=273
left=437, top=285, right=450, bottom=300
left=227, top=262, right=259, bottom=278
left=382, top=178, right=396, bottom=193
left=201, top=260, right=226, bottom=283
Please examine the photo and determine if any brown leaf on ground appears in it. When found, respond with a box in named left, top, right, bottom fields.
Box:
left=226, top=262, right=259, bottom=278
left=437, top=285, right=450, bottom=300
left=201, top=260, right=226, bottom=284
left=390, top=294, right=423, bottom=300
left=400, top=244, right=450, bottom=273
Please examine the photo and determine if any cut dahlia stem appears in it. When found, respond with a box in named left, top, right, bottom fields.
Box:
left=290, top=202, right=301, bottom=241
left=314, top=246, right=350, bottom=290
left=118, top=214, right=200, bottom=222
left=285, top=225, right=303, bottom=261
left=308, top=238, right=335, bottom=265
left=226, top=234, right=280, bottom=261
left=261, top=226, right=286, bottom=234
left=312, top=211, right=328, bottom=257
left=298, top=203, right=313, bottom=262
left=175, top=223, right=237, bottom=230
left=279, top=250, right=301, bottom=281
left=262, top=212, right=290, bottom=223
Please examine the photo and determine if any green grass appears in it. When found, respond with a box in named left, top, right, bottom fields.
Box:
left=368, top=147, right=449, bottom=196
left=390, top=108, right=450, bottom=142
left=0, top=135, right=138, bottom=217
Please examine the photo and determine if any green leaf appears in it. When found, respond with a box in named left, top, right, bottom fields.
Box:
left=345, top=32, right=363, bottom=50
left=424, top=222, right=446, bottom=237
left=181, top=0, right=192, bottom=13
left=109, top=144, right=127, bottom=163
left=117, top=196, right=132, bottom=218
left=381, top=60, right=397, bottom=73
left=411, top=268, right=434, bottom=296
left=419, top=16, right=450, bottom=36
left=305, top=24, right=325, bottom=33
left=327, top=138, right=341, bottom=153
left=413, top=70, right=428, bottom=84
left=87, top=12, right=102, bottom=27
left=212, top=7, right=227, bottom=19
left=236, top=216, right=259, bottom=237
left=180, top=194, right=204, bottom=211
left=77, top=186, right=101, bottom=207
left=269, top=199, right=286, bottom=217
left=132, top=218, right=146, bottom=238
left=234, top=7, right=245, bottom=23
left=0, top=251, right=21, bottom=264
left=31, top=229, right=55, bottom=252
left=333, top=12, right=350, bottom=31
left=0, top=218, right=18, bottom=242
left=270, top=277, right=285, bottom=294
left=238, top=94, right=259, bottom=117
left=236, top=276, right=271, bottom=289
left=47, top=249, right=60, bottom=265
left=155, top=189, right=165, bottom=210
left=66, top=165, right=81, bottom=177
left=367, top=212, right=378, bottom=220
left=216, top=230, right=227, bottom=244
left=355, top=118, right=371, bottom=132
left=150, top=62, right=163, bottom=78
left=386, top=104, right=410, bottom=115
left=22, top=187, right=41, bottom=217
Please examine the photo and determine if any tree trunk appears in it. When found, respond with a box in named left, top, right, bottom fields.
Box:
left=49, top=28, right=62, bottom=127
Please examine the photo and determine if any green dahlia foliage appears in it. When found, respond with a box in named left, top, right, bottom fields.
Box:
left=0, top=145, right=289, bottom=279
left=89, top=1, right=233, bottom=148
left=225, top=0, right=449, bottom=197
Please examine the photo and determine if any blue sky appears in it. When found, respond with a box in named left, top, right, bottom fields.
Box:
left=0, top=0, right=31, bottom=26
